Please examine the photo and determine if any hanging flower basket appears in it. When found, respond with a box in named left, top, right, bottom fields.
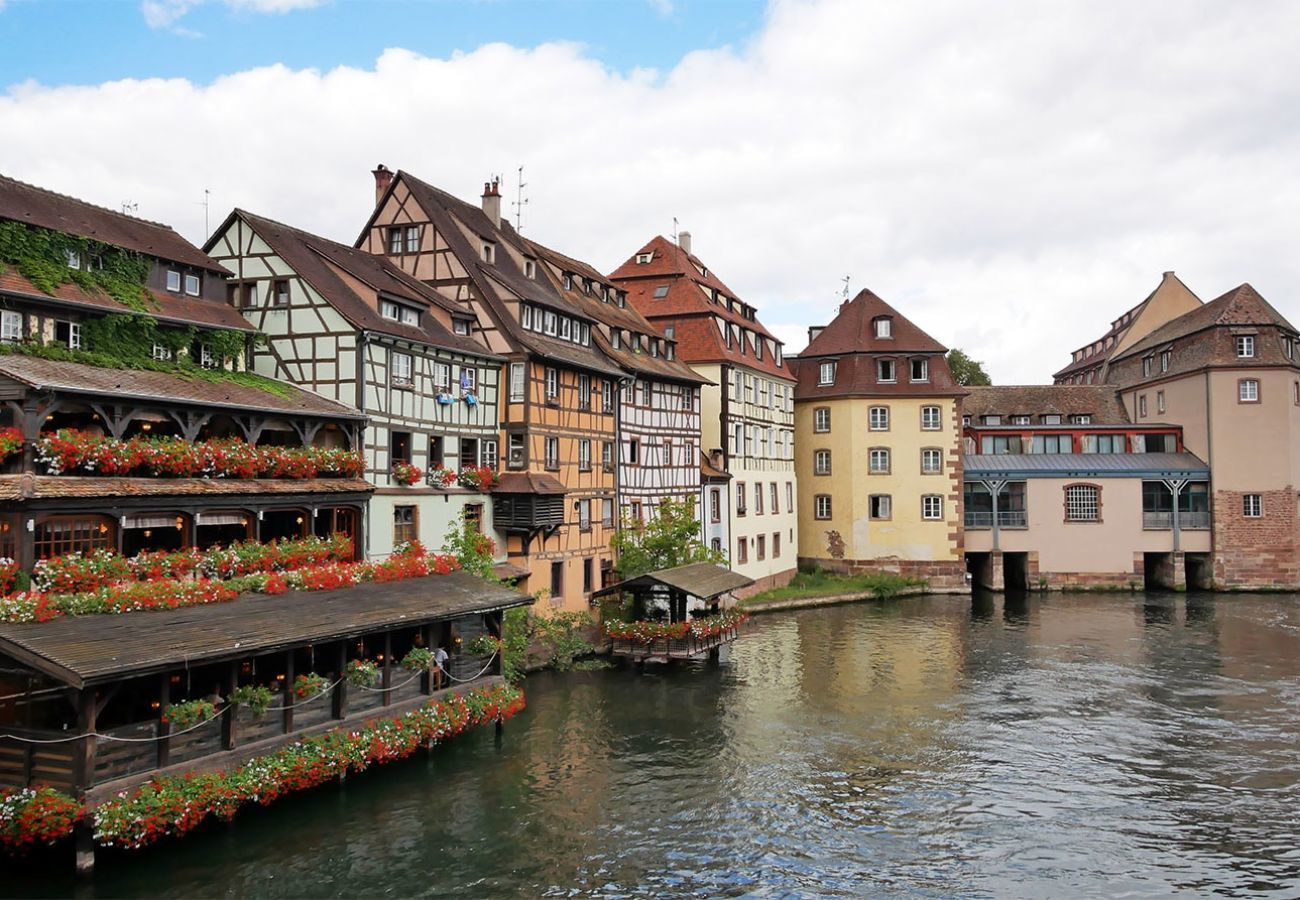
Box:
left=391, top=461, right=423, bottom=486
left=428, top=467, right=457, bottom=489
left=162, top=699, right=218, bottom=730
left=345, top=659, right=381, bottom=687
left=464, top=393, right=477, bottom=407
left=435, top=393, right=455, bottom=406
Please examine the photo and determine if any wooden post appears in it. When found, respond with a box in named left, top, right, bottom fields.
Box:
left=157, top=674, right=171, bottom=769
left=221, top=662, right=238, bottom=750
left=282, top=650, right=295, bottom=734
left=332, top=642, right=349, bottom=719
left=20, top=675, right=33, bottom=786
left=72, top=688, right=98, bottom=876
left=381, top=631, right=393, bottom=707
left=422, top=624, right=435, bottom=695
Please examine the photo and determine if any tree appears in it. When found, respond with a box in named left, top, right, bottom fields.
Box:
left=441, top=512, right=498, bottom=581
left=610, top=496, right=725, bottom=579
left=947, top=348, right=992, bottom=386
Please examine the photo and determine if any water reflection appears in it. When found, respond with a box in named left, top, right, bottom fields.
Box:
left=7, top=592, right=1300, bottom=898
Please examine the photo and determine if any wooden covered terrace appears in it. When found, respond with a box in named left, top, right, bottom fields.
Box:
left=0, top=572, right=532, bottom=804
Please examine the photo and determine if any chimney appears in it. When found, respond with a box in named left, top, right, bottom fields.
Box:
left=709, top=448, right=725, bottom=470
left=678, top=230, right=692, bottom=255
left=808, top=325, right=825, bottom=344
left=371, top=164, right=393, bottom=206
left=481, top=178, right=501, bottom=227
left=1163, top=271, right=1175, bottom=278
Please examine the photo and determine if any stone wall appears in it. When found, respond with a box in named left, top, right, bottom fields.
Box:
left=798, top=556, right=968, bottom=589
left=1212, top=488, right=1300, bottom=588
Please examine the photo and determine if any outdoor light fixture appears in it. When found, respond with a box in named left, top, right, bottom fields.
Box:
left=141, top=423, right=152, bottom=432
left=295, top=516, right=304, bottom=525
left=143, top=529, right=152, bottom=538
left=99, top=523, right=109, bottom=533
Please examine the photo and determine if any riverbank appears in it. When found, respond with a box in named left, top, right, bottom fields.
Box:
left=738, top=569, right=969, bottom=615
left=741, top=583, right=970, bottom=614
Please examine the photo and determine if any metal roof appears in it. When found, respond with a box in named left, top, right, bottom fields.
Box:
left=0, top=572, right=533, bottom=688
left=963, top=452, right=1209, bottom=479
left=591, top=562, right=753, bottom=600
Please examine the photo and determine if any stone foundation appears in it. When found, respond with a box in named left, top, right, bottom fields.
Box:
left=1211, top=488, right=1300, bottom=588
left=798, top=556, right=968, bottom=589
left=732, top=566, right=797, bottom=600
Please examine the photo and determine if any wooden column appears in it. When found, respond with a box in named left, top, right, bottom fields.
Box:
left=381, top=631, right=393, bottom=707
left=422, top=624, right=435, bottom=695
left=282, top=650, right=295, bottom=734
left=71, top=689, right=97, bottom=796
left=221, top=662, right=238, bottom=750
left=331, top=642, right=349, bottom=719
left=156, top=674, right=171, bottom=769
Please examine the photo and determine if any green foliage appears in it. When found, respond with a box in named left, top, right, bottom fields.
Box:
left=744, top=569, right=924, bottom=605
left=441, top=512, right=499, bottom=582
left=946, top=348, right=993, bottom=386
left=228, top=685, right=275, bottom=718
left=610, top=496, right=724, bottom=578
left=0, top=220, right=153, bottom=312
left=494, top=607, right=596, bottom=680
left=499, top=607, right=531, bottom=683
left=400, top=647, right=434, bottom=671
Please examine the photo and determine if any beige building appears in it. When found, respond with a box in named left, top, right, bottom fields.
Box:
left=793, top=289, right=967, bottom=588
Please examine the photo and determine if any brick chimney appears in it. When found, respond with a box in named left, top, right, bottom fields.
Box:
left=371, top=164, right=393, bottom=206
left=481, top=178, right=501, bottom=227
left=678, top=230, right=692, bottom=255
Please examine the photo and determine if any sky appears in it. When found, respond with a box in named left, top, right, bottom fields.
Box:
left=2, top=0, right=1299, bottom=384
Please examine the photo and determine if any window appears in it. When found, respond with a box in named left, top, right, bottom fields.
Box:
left=524, top=259, right=536, bottom=279
left=877, top=359, right=896, bottom=382
left=509, top=363, right=525, bottom=401
left=636, top=252, right=652, bottom=264
left=582, top=557, right=593, bottom=593
left=481, top=242, right=495, bottom=264
left=787, top=481, right=793, bottom=510
left=578, top=499, right=591, bottom=532
left=680, top=384, right=692, bottom=410
left=1142, top=356, right=1153, bottom=377
left=602, top=498, right=615, bottom=527
left=543, top=311, right=557, bottom=336
left=54, top=321, right=81, bottom=350
left=64, top=248, right=81, bottom=269
left=612, top=331, right=622, bottom=350
left=1160, top=350, right=1171, bottom=372
left=1239, top=379, right=1259, bottom=403
left=389, top=430, right=411, bottom=465
left=578, top=374, right=591, bottom=410
left=1237, top=336, right=1256, bottom=358
left=387, top=227, right=403, bottom=254
left=393, top=506, right=417, bottom=545
left=550, top=561, right=564, bottom=598
left=640, top=380, right=651, bottom=407
left=921, top=448, right=942, bottom=474
left=1031, top=434, right=1071, bottom=453
left=433, top=362, right=452, bottom=393
left=166, top=270, right=181, bottom=292
left=507, top=433, right=526, bottom=468
left=653, top=285, right=670, bottom=299
left=1082, top=433, right=1125, bottom=454
left=33, top=515, right=113, bottom=560
left=921, top=495, right=943, bottom=520
left=818, top=361, right=836, bottom=385
left=272, top=279, right=289, bottom=307
left=813, top=448, right=832, bottom=475
left=453, top=318, right=471, bottom=335
left=482, top=439, right=498, bottom=468
left=1010, top=416, right=1030, bottom=426
left=733, top=423, right=745, bottom=456
left=402, top=225, right=419, bottom=254
left=770, top=482, right=779, bottom=515
left=545, top=367, right=559, bottom=401
left=197, top=343, right=218, bottom=370
left=736, top=481, right=747, bottom=516
left=1042, top=414, right=1062, bottom=425
left=544, top=437, right=560, bottom=470
left=911, top=358, right=928, bottom=382
left=241, top=282, right=259, bottom=308
left=982, top=415, right=1002, bottom=426
left=1139, top=395, right=1148, bottom=417
left=869, top=495, right=891, bottom=520
left=736, top=537, right=748, bottom=564
left=464, top=503, right=483, bottom=533
left=869, top=406, right=889, bottom=431
left=391, top=352, right=413, bottom=387
left=773, top=532, right=781, bottom=558
left=621, top=437, right=638, bottom=466
left=873, top=317, right=892, bottom=338
left=1071, top=415, right=1091, bottom=425
left=578, top=440, right=591, bottom=471
left=710, top=488, right=721, bottom=523
left=813, top=407, right=830, bottom=432
left=184, top=273, right=201, bottom=297
left=921, top=406, right=941, bottom=430
left=869, top=448, right=890, bottom=473
left=814, top=495, right=832, bottom=520
left=1065, top=484, right=1100, bottom=522
left=981, top=435, right=1024, bottom=454
left=1157, top=391, right=1165, bottom=414
left=151, top=343, right=173, bottom=361
left=756, top=534, right=766, bottom=561
left=602, top=380, right=614, bottom=413
left=602, top=441, right=614, bottom=472
left=381, top=300, right=400, bottom=321
left=754, top=482, right=764, bottom=515
left=1243, top=493, right=1263, bottom=518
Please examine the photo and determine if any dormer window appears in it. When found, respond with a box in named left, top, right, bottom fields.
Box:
left=453, top=319, right=471, bottom=335
left=166, top=270, right=182, bottom=293
left=982, top=415, right=1001, bottom=425
left=612, top=331, right=622, bottom=350
left=54, top=321, right=81, bottom=350
left=650, top=340, right=659, bottom=358
left=635, top=252, right=652, bottom=264
left=481, top=242, right=495, bottom=264
left=560, top=317, right=572, bottom=340
left=873, top=317, right=893, bottom=339
left=910, top=358, right=928, bottom=382
left=380, top=300, right=419, bottom=326
left=818, top=361, right=836, bottom=385
left=1071, top=414, right=1092, bottom=425
left=64, top=249, right=81, bottom=270
left=775, top=345, right=783, bottom=365
left=1236, top=335, right=1256, bottom=358
left=272, top=279, right=289, bottom=308
left=1042, top=414, right=1062, bottom=425
left=653, top=285, right=670, bottom=299
left=1010, top=415, right=1030, bottom=425
left=184, top=274, right=201, bottom=297
left=563, top=274, right=573, bottom=290
left=543, top=311, right=557, bottom=336
left=877, top=359, right=896, bottom=383
left=755, top=338, right=764, bottom=360
left=197, top=343, right=218, bottom=370
left=151, top=343, right=173, bottom=361
left=524, top=259, right=536, bottom=279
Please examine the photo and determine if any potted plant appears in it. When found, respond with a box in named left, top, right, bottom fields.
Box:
left=400, top=647, right=434, bottom=671
left=391, top=461, right=423, bottom=486
left=228, top=684, right=275, bottom=718
left=345, top=659, right=381, bottom=687
left=161, top=699, right=218, bottom=730
left=293, top=672, right=329, bottom=700
left=429, top=466, right=457, bottom=488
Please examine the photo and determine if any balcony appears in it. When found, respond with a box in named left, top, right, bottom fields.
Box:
left=1143, top=510, right=1211, bottom=530
left=964, top=510, right=1027, bottom=529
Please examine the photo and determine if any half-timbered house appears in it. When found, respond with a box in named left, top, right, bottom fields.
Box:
left=611, top=233, right=797, bottom=595
left=205, top=210, right=505, bottom=560
left=523, top=239, right=707, bottom=533
left=356, top=168, right=622, bottom=611
left=0, top=174, right=371, bottom=567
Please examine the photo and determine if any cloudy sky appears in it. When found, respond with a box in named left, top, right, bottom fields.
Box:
left=2, top=0, right=1298, bottom=383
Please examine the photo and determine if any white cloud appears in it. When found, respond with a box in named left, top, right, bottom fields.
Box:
left=8, top=0, right=1300, bottom=383
left=141, top=0, right=322, bottom=30
left=646, top=0, right=674, bottom=16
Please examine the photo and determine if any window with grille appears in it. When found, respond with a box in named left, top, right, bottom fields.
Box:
left=921, top=495, right=943, bottom=520
left=869, top=448, right=890, bottom=473
left=921, top=448, right=942, bottom=473
left=1236, top=336, right=1255, bottom=358
left=814, top=449, right=831, bottom=475
left=545, top=437, right=560, bottom=470
left=404, top=226, right=419, bottom=253
left=1243, top=494, right=1263, bottom=517
left=545, top=367, right=559, bottom=401
left=813, top=495, right=832, bottom=519
left=869, top=406, right=889, bottom=431
left=387, top=228, right=403, bottom=254
left=1239, top=379, right=1259, bottom=402
left=34, top=516, right=113, bottom=559
left=393, top=506, right=417, bottom=546
left=921, top=406, right=941, bottom=430
left=814, top=407, right=830, bottom=432
left=1065, top=484, right=1100, bottom=521
left=819, top=362, right=836, bottom=385
left=2, top=311, right=24, bottom=342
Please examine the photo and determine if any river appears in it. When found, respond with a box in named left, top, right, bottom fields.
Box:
left=9, top=591, right=1300, bottom=898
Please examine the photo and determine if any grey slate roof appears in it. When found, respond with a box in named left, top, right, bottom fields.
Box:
left=964, top=452, right=1209, bottom=479
left=592, top=562, right=753, bottom=600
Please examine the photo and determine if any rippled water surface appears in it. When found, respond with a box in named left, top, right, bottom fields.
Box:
left=12, top=592, right=1300, bottom=898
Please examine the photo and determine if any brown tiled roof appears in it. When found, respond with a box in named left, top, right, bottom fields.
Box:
left=492, top=471, right=566, bottom=494
left=1114, top=283, right=1298, bottom=362
left=0, top=475, right=373, bottom=501
left=0, top=354, right=364, bottom=419
left=700, top=452, right=730, bottom=481
left=962, top=385, right=1130, bottom=424
left=0, top=270, right=255, bottom=333
left=610, top=235, right=743, bottom=302
left=794, top=354, right=966, bottom=401
left=803, top=288, right=948, bottom=356
left=0, top=173, right=228, bottom=273
left=215, top=210, right=493, bottom=358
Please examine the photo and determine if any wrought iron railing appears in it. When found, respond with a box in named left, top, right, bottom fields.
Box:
left=1143, top=510, right=1211, bottom=530
left=964, top=510, right=1027, bottom=528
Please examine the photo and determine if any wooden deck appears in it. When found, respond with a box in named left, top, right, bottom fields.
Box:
left=609, top=625, right=741, bottom=663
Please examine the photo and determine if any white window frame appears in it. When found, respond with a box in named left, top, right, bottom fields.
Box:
left=482, top=439, right=498, bottom=468
left=869, top=406, right=889, bottom=431
left=921, top=405, right=942, bottom=430
left=58, top=320, right=82, bottom=350
left=1240, top=379, right=1259, bottom=402
left=509, top=362, right=525, bottom=402
left=545, top=366, right=559, bottom=400
left=391, top=352, right=413, bottom=387
left=818, top=361, right=835, bottom=385
left=1065, top=484, right=1100, bottom=522
left=874, top=317, right=892, bottom=339
left=921, top=448, right=942, bottom=474
left=198, top=343, right=218, bottom=370
left=813, top=449, right=831, bottom=475
left=64, top=248, right=81, bottom=269
left=921, top=495, right=944, bottom=520
left=166, top=270, right=182, bottom=292
left=814, top=495, right=832, bottom=520
left=1243, top=493, right=1263, bottom=518
left=184, top=273, right=201, bottom=297
left=869, top=448, right=890, bottom=473
left=911, top=358, right=928, bottom=382
left=877, top=359, right=896, bottom=383
left=813, top=407, right=830, bottom=433
left=1236, top=335, right=1256, bottom=358
left=151, top=342, right=173, bottom=361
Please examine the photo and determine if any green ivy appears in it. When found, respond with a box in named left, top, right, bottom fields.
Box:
left=0, top=220, right=153, bottom=312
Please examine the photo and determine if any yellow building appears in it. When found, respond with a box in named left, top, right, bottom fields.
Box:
left=793, top=289, right=967, bottom=587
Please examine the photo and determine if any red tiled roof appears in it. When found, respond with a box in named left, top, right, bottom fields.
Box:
left=0, top=173, right=228, bottom=274
left=0, top=269, right=255, bottom=333
left=1114, top=283, right=1298, bottom=362
left=793, top=354, right=966, bottom=400
left=962, top=385, right=1130, bottom=424
left=803, top=288, right=948, bottom=357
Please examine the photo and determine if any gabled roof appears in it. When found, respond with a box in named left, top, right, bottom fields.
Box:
left=0, top=354, right=364, bottom=420
left=962, top=384, right=1129, bottom=424
left=590, top=562, right=753, bottom=601
left=217, top=209, right=494, bottom=358
left=0, top=172, right=228, bottom=274
left=803, top=288, right=948, bottom=357
left=492, top=471, right=566, bottom=494
left=1114, top=283, right=1298, bottom=362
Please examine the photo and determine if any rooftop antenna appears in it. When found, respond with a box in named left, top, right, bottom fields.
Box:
left=512, top=165, right=529, bottom=231
left=839, top=275, right=851, bottom=300
left=199, top=188, right=210, bottom=237
left=121, top=200, right=138, bottom=216
left=672, top=216, right=679, bottom=245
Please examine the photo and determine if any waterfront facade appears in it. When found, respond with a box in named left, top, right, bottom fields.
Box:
left=359, top=168, right=621, bottom=610
left=205, top=209, right=505, bottom=560
left=793, top=289, right=967, bottom=587
left=611, top=233, right=797, bottom=594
